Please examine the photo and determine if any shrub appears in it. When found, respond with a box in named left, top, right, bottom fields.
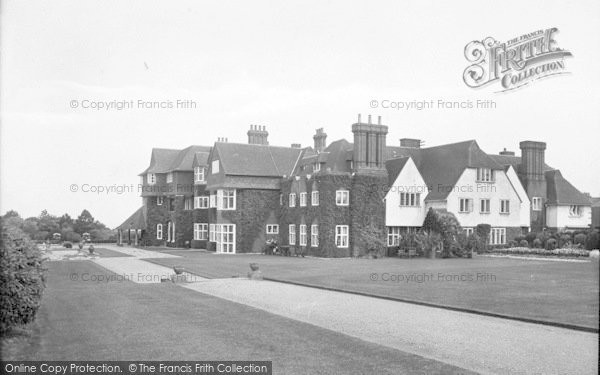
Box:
left=574, top=233, right=587, bottom=246
left=536, top=231, right=551, bottom=247
left=585, top=230, right=600, bottom=250
left=558, top=234, right=572, bottom=248
left=519, top=239, right=529, bottom=248
left=421, top=208, right=463, bottom=257
left=508, top=240, right=518, bottom=248
left=545, top=238, right=558, bottom=250
left=533, top=238, right=543, bottom=248
left=1, top=221, right=46, bottom=334
left=63, top=241, right=73, bottom=248
left=414, top=232, right=443, bottom=258
left=525, top=232, right=537, bottom=246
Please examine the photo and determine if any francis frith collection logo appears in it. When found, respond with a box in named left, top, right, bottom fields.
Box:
left=463, top=27, right=572, bottom=92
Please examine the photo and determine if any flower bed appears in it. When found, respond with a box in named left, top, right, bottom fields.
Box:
left=486, top=247, right=590, bottom=257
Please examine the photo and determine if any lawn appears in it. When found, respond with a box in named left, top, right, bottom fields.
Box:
left=1, top=261, right=472, bottom=375
left=149, top=251, right=600, bottom=330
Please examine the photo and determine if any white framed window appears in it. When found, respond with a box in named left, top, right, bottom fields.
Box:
left=480, top=199, right=491, bottom=214
left=311, top=224, right=319, bottom=247
left=459, top=198, right=472, bottom=213
left=314, top=162, right=321, bottom=172
left=463, top=227, right=474, bottom=237
left=166, top=172, right=174, bottom=183
left=217, top=189, right=236, bottom=210
left=477, top=168, right=494, bottom=182
left=490, top=228, right=506, bottom=245
left=299, top=224, right=307, bottom=246
left=209, top=192, right=217, bottom=208
left=211, top=160, right=220, bottom=174
left=184, top=197, right=193, bottom=210
left=289, top=193, right=296, bottom=207
left=500, top=199, right=510, bottom=214
left=194, top=196, right=209, bottom=209
left=280, top=194, right=283, bottom=206
left=289, top=224, right=296, bottom=245
left=156, top=224, right=163, bottom=240
left=147, top=173, right=156, bottom=185
left=194, top=167, right=206, bottom=183
left=167, top=221, right=175, bottom=243
left=532, top=197, right=542, bottom=211
left=312, top=191, right=319, bottom=206
left=209, top=224, right=215, bottom=242
left=266, top=224, right=279, bottom=234
left=214, top=224, right=235, bottom=253
left=569, top=205, right=583, bottom=217
left=387, top=227, right=400, bottom=246
left=335, top=225, right=349, bottom=248
left=399, top=192, right=420, bottom=207
left=194, top=223, right=208, bottom=240
left=299, top=192, right=307, bottom=207
left=156, top=196, right=164, bottom=206
left=336, top=190, right=349, bottom=206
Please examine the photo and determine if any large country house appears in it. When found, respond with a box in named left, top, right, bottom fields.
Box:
left=116, top=115, right=592, bottom=256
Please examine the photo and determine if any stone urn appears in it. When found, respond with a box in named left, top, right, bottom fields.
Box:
left=173, top=265, right=185, bottom=275
left=248, top=263, right=263, bottom=280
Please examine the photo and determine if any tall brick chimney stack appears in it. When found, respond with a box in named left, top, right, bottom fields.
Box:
left=352, top=114, right=388, bottom=171
left=313, top=128, right=327, bottom=153
left=519, top=140, right=547, bottom=231
left=248, top=125, right=269, bottom=145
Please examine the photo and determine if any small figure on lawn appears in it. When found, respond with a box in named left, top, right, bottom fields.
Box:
left=247, top=263, right=263, bottom=280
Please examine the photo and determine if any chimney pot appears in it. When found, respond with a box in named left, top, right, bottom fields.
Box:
left=368, top=114, right=372, bottom=124
left=378, top=116, right=382, bottom=125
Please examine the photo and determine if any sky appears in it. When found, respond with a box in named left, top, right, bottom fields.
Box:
left=1, top=0, right=599, bottom=228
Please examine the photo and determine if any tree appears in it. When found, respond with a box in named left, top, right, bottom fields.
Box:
left=37, top=210, right=59, bottom=235
left=3, top=210, right=21, bottom=219
left=73, top=210, right=95, bottom=234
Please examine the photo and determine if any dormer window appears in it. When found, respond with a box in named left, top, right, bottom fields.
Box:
left=147, top=173, right=156, bottom=185
left=194, top=167, right=206, bottom=183
left=477, top=168, right=494, bottom=182
left=166, top=173, right=173, bottom=183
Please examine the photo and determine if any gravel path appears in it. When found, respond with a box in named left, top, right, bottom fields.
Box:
left=183, top=278, right=598, bottom=375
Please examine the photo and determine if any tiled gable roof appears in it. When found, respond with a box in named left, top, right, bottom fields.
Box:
left=390, top=140, right=504, bottom=201
left=488, top=154, right=554, bottom=172
left=214, top=142, right=304, bottom=177
left=193, top=151, right=210, bottom=167
left=385, top=157, right=410, bottom=186
left=545, top=170, right=591, bottom=206
left=170, top=146, right=212, bottom=171
left=140, top=148, right=181, bottom=175
left=115, top=206, right=146, bottom=230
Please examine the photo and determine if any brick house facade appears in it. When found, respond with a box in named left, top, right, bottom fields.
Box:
left=118, top=115, right=592, bottom=253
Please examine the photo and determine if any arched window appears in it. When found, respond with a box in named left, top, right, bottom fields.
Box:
left=156, top=224, right=163, bottom=240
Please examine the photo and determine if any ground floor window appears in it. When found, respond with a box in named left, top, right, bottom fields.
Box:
left=289, top=224, right=296, bottom=245
left=194, top=223, right=208, bottom=240
left=266, top=224, right=279, bottom=234
left=335, top=225, right=349, bottom=248
left=156, top=224, right=163, bottom=240
left=214, top=224, right=235, bottom=253
left=299, top=224, right=307, bottom=246
left=387, top=227, right=401, bottom=246
left=167, top=221, right=175, bottom=243
left=463, top=227, right=474, bottom=237
left=490, top=227, right=506, bottom=245
left=209, top=224, right=215, bottom=242
left=311, top=224, right=319, bottom=247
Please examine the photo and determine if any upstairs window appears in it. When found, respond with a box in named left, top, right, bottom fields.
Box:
left=312, top=191, right=319, bottom=206
left=480, top=199, right=490, bottom=214
left=532, top=197, right=542, bottom=211
left=147, top=173, right=156, bottom=185
left=299, top=192, right=307, bottom=207
left=184, top=197, right=193, bottom=210
left=314, top=162, right=321, bottom=172
left=211, top=160, right=220, bottom=174
left=194, top=196, right=209, bottom=209
left=336, top=190, right=349, bottom=206
left=459, top=198, right=472, bottom=213
left=194, top=167, right=206, bottom=183
left=289, top=193, right=296, bottom=207
left=500, top=199, right=510, bottom=214
left=569, top=205, right=583, bottom=217
left=166, top=172, right=173, bottom=183
left=477, top=168, right=494, bottom=182
left=156, top=196, right=164, bottom=206
left=399, top=192, right=420, bottom=207
left=217, top=189, right=236, bottom=210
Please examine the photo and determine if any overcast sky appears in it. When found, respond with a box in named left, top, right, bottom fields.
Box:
left=1, top=0, right=599, bottom=228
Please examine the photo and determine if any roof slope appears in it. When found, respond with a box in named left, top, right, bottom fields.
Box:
left=545, top=170, right=591, bottom=206
left=140, top=148, right=181, bottom=175
left=391, top=140, right=504, bottom=200
left=385, top=157, right=410, bottom=186
left=170, top=146, right=211, bottom=171
left=214, top=142, right=303, bottom=177
left=115, top=206, right=146, bottom=230
left=488, top=154, right=554, bottom=172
